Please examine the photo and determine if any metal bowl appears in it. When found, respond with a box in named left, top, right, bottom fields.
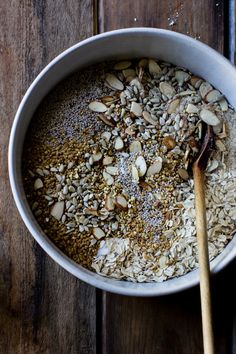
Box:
left=8, top=28, right=236, bottom=296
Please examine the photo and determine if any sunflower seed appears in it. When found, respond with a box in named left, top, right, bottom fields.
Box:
left=51, top=201, right=64, bottom=221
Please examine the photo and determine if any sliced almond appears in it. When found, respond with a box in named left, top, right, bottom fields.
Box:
left=186, top=103, right=199, bottom=114
left=101, top=95, right=114, bottom=104
left=105, top=166, right=118, bottom=175
left=97, top=113, right=115, bottom=127
left=122, top=68, right=136, bottom=79
left=138, top=58, right=148, bottom=68
left=205, top=89, right=222, bottom=103
left=105, top=73, right=124, bottom=90
left=103, top=171, right=114, bottom=185
left=114, top=61, right=132, bottom=70
left=91, top=152, right=103, bottom=163
left=132, top=165, right=139, bottom=182
left=51, top=201, right=64, bottom=221
left=105, top=194, right=115, bottom=211
left=84, top=207, right=98, bottom=216
left=89, top=101, right=107, bottom=113
left=148, top=59, right=162, bottom=77
left=178, top=168, right=189, bottom=181
left=101, top=131, right=112, bottom=142
left=199, top=109, right=220, bottom=126
left=135, top=156, right=147, bottom=177
left=219, top=98, right=228, bottom=112
left=114, top=136, right=124, bottom=151
left=130, top=101, right=143, bottom=117
left=115, top=195, right=128, bottom=210
left=146, top=157, right=163, bottom=176
left=142, top=111, right=158, bottom=125
left=190, top=76, right=203, bottom=88
left=129, top=140, right=142, bottom=153
left=163, top=136, right=176, bottom=150
left=93, top=227, right=105, bottom=240
left=159, top=82, right=176, bottom=98
left=34, top=178, right=43, bottom=190
left=175, top=70, right=189, bottom=86
left=167, top=99, right=180, bottom=114
left=199, top=81, right=213, bottom=99
left=103, top=156, right=114, bottom=165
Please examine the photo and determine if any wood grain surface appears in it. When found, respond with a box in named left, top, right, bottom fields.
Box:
left=0, top=0, right=235, bottom=353
left=0, top=1, right=96, bottom=354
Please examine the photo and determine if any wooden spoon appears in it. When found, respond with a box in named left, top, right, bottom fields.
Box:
left=192, top=123, right=215, bottom=354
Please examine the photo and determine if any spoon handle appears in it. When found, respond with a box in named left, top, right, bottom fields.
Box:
left=193, top=165, right=215, bottom=354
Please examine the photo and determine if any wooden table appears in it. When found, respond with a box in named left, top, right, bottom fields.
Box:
left=1, top=1, right=236, bottom=353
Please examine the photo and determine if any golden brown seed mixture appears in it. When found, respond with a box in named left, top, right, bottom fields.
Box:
left=23, top=59, right=236, bottom=282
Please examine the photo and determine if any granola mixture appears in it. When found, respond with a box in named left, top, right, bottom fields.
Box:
left=23, top=59, right=236, bottom=282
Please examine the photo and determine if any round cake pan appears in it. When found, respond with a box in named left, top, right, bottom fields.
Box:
left=8, top=28, right=236, bottom=296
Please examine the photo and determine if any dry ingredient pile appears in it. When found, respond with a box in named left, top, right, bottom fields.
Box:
left=23, top=59, right=236, bottom=283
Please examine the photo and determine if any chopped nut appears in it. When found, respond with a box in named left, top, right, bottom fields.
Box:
left=186, top=103, right=199, bottom=114
left=103, top=171, right=114, bottom=185
left=34, top=178, right=43, bottom=190
left=93, top=227, right=105, bottom=239
left=51, top=201, right=64, bottom=221
left=103, top=156, right=114, bottom=165
left=130, top=101, right=143, bottom=117
left=114, top=136, right=124, bottom=150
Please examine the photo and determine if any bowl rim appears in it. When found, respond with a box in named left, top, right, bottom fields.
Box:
left=8, top=27, right=236, bottom=296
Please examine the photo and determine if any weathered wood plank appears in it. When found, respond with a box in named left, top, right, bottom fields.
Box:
left=98, top=1, right=233, bottom=353
left=0, top=1, right=96, bottom=353
left=99, top=0, right=224, bottom=52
